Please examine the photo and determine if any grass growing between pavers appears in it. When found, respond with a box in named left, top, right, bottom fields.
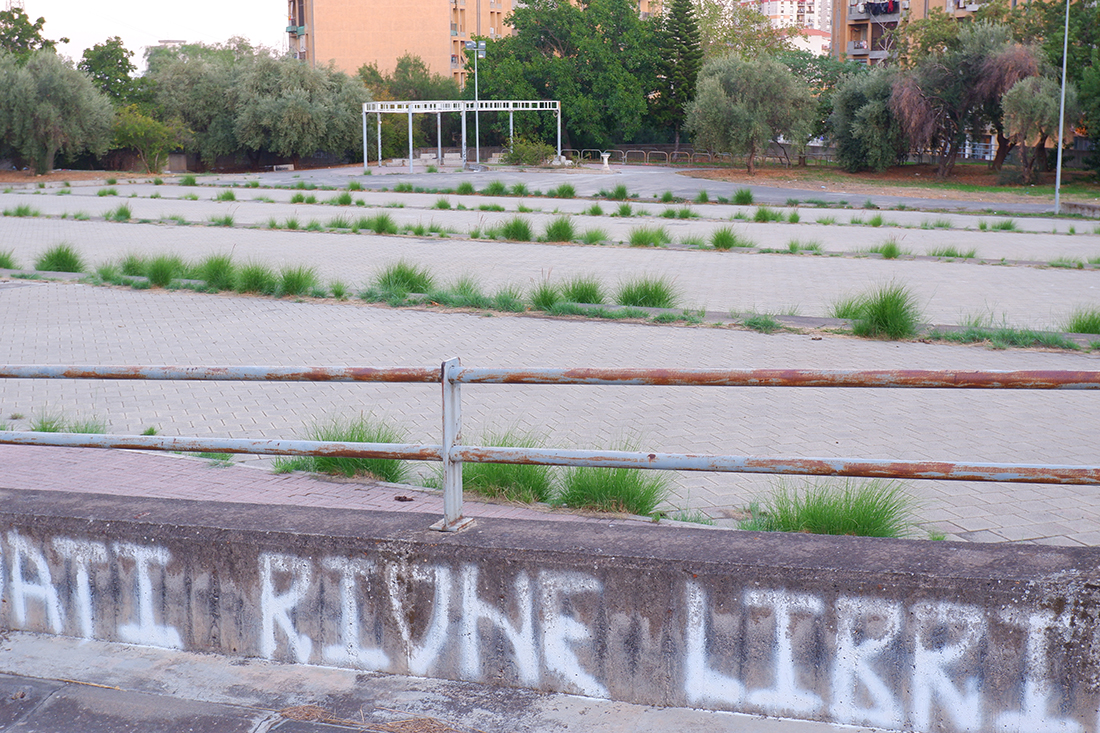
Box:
left=556, top=461, right=671, bottom=516
left=739, top=478, right=922, bottom=538
left=925, top=326, right=1082, bottom=350
left=426, top=430, right=555, bottom=503
left=831, top=282, right=921, bottom=340
left=272, top=415, right=410, bottom=483
left=35, top=243, right=85, bottom=273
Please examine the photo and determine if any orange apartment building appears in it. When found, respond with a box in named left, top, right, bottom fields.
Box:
left=832, top=0, right=984, bottom=63
left=286, top=0, right=511, bottom=84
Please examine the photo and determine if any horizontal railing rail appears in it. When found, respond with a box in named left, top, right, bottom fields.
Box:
left=2, top=360, right=1099, bottom=531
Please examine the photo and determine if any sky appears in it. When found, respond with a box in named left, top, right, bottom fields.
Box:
left=23, top=0, right=287, bottom=70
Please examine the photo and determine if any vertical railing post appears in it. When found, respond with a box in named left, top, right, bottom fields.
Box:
left=432, top=357, right=472, bottom=531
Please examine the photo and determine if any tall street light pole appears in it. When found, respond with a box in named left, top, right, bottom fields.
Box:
left=465, top=40, right=486, bottom=166
left=1054, top=0, right=1070, bottom=214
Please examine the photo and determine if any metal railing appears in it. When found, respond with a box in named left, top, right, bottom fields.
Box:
left=2, top=361, right=1099, bottom=532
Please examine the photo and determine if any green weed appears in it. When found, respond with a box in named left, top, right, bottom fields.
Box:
left=329, top=192, right=354, bottom=206
left=0, top=250, right=17, bottom=269
left=107, top=204, right=132, bottom=222
left=375, top=260, right=434, bottom=296
left=272, top=415, right=409, bottom=482
left=711, top=227, right=752, bottom=249
left=628, top=225, right=671, bottom=247
left=147, top=254, right=185, bottom=287
left=499, top=216, right=533, bottom=241
left=733, top=188, right=754, bottom=205
left=180, top=175, right=197, bottom=186
left=35, top=243, right=85, bottom=273
left=97, top=188, right=118, bottom=197
left=556, top=453, right=670, bottom=516
left=742, top=313, right=781, bottom=333
left=845, top=282, right=922, bottom=339
left=530, top=279, right=562, bottom=310
left=548, top=183, right=576, bottom=198
left=740, top=478, right=917, bottom=538
left=4, top=204, right=40, bottom=217
left=214, top=190, right=236, bottom=202
left=584, top=203, right=604, bottom=216
left=1066, top=307, right=1100, bottom=334
left=209, top=214, right=234, bottom=227
left=279, top=265, right=318, bottom=296
left=482, top=180, right=507, bottom=196
left=616, top=275, right=678, bottom=308
left=753, top=206, right=783, bottom=223
left=868, top=237, right=905, bottom=259
left=457, top=181, right=476, bottom=195
left=579, top=228, right=609, bottom=245
left=694, top=190, right=709, bottom=204
left=359, top=213, right=399, bottom=234
left=543, top=216, right=576, bottom=242
left=198, top=253, right=236, bottom=290
left=235, top=262, right=278, bottom=294
left=432, top=198, right=452, bottom=210
left=561, top=275, right=605, bottom=304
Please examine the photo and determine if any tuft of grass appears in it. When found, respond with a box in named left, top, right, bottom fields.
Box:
left=603, top=183, right=630, bottom=201
left=445, top=431, right=554, bottom=502
left=742, top=313, right=781, bottom=334
left=375, top=260, right=434, bottom=296
left=694, top=190, right=709, bottom=204
left=272, top=415, right=409, bottom=482
left=614, top=203, right=634, bottom=218
left=180, top=175, right=197, bottom=186
left=499, top=216, right=533, bottom=241
left=4, top=204, right=41, bottom=217
left=580, top=228, right=609, bottom=245
left=926, top=326, right=1079, bottom=351
left=283, top=217, right=300, bottom=230
left=327, top=215, right=352, bottom=229
left=35, top=243, right=85, bottom=273
left=584, top=203, right=604, bottom=216
left=432, top=197, right=452, bottom=210
left=733, top=188, right=754, bottom=205
left=841, top=282, right=921, bottom=340
left=711, top=227, right=752, bottom=250
left=146, top=254, right=185, bottom=287
left=659, top=190, right=676, bottom=203
left=816, top=215, right=836, bottom=225
left=0, top=249, right=18, bottom=269
left=457, top=181, right=476, bottom=195
left=660, top=206, right=697, bottom=219
left=290, top=192, right=307, bottom=203
left=209, top=214, right=234, bottom=227
left=739, top=479, right=917, bottom=538
left=556, top=453, right=671, bottom=516
left=430, top=276, right=492, bottom=308
left=478, top=203, right=505, bottom=212
left=346, top=181, right=363, bottom=191
left=991, top=219, right=1018, bottom=231
left=510, top=182, right=530, bottom=197
left=530, top=279, right=562, bottom=310
left=542, top=216, right=576, bottom=242
left=105, top=177, right=118, bottom=185
left=1066, top=307, right=1100, bottom=334
left=482, top=180, right=508, bottom=196
left=120, top=252, right=146, bottom=276
left=107, top=204, right=132, bottom=222
left=329, top=192, right=354, bottom=206
left=358, top=213, right=398, bottom=234
left=214, top=189, right=236, bottom=202
left=96, top=187, right=118, bottom=197
left=182, top=193, right=198, bottom=201
left=628, top=225, right=671, bottom=247
left=867, top=213, right=885, bottom=227
left=30, top=411, right=67, bottom=432
left=278, top=265, right=318, bottom=296
left=560, top=275, right=605, bottom=304
left=198, top=253, right=236, bottom=290
left=235, top=262, right=278, bottom=295
left=492, top=284, right=526, bottom=312
left=927, top=245, right=976, bottom=259
left=867, top=237, right=905, bottom=259
left=615, top=275, right=678, bottom=308
left=548, top=183, right=575, bottom=198
left=753, top=206, right=783, bottom=223
left=787, top=210, right=800, bottom=224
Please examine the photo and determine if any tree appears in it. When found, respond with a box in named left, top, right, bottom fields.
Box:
left=891, top=21, right=1029, bottom=178
left=79, top=37, right=137, bottom=105
left=685, top=55, right=813, bottom=174
left=653, top=0, right=703, bottom=148
left=0, top=8, right=67, bottom=63
left=693, top=0, right=792, bottom=59
left=476, top=0, right=660, bottom=149
left=112, top=105, right=184, bottom=172
left=1002, top=75, right=1079, bottom=183
left=829, top=66, right=908, bottom=173
left=777, top=49, right=866, bottom=146
left=0, top=51, right=113, bottom=173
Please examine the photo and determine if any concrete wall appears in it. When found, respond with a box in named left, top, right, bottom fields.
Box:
left=1, top=488, right=1098, bottom=732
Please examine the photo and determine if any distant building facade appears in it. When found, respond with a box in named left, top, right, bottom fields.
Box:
left=832, top=0, right=984, bottom=64
left=286, top=0, right=511, bottom=84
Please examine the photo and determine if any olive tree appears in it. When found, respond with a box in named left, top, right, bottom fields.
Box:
left=1002, top=75, right=1079, bottom=183
left=685, top=54, right=813, bottom=174
left=0, top=50, right=112, bottom=173
left=829, top=66, right=908, bottom=173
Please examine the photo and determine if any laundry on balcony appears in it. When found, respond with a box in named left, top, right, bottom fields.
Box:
left=865, top=0, right=897, bottom=13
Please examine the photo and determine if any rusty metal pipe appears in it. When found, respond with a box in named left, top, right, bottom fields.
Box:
left=0, top=365, right=440, bottom=383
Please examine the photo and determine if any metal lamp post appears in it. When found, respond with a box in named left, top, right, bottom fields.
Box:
left=1054, top=0, right=1070, bottom=214
left=465, top=40, right=486, bottom=167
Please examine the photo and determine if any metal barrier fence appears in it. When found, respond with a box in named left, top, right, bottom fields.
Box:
left=2, top=361, right=1099, bottom=532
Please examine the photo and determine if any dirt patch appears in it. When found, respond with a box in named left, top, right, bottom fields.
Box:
left=681, top=163, right=1098, bottom=205
left=0, top=170, right=162, bottom=184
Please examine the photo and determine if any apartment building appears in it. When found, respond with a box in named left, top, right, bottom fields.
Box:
left=287, top=0, right=510, bottom=84
left=833, top=0, right=981, bottom=63
left=756, top=0, right=832, bottom=34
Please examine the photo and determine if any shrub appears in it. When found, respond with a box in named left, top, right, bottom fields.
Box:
left=1066, top=307, right=1100, bottom=334
left=375, top=260, right=434, bottom=296
left=733, top=188, right=754, bottom=205
left=710, top=227, right=752, bottom=249
left=273, top=415, right=409, bottom=482
left=199, top=253, right=236, bottom=290
left=180, top=175, right=197, bottom=186
left=556, top=459, right=671, bottom=516
left=279, top=265, right=318, bottom=296
left=543, top=216, right=575, bottom=242
left=616, top=275, right=678, bottom=308
left=561, top=275, right=605, bottom=304
left=850, top=282, right=921, bottom=340
left=739, top=479, right=917, bottom=538
left=505, top=137, right=555, bottom=165
left=35, top=243, right=85, bottom=273
left=235, top=262, right=278, bottom=294
left=499, top=216, right=533, bottom=241
left=146, top=254, right=185, bottom=287
left=628, top=226, right=671, bottom=247
left=214, top=190, right=236, bottom=202
left=547, top=183, right=575, bottom=198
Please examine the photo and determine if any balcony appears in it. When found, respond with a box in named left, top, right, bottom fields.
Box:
left=847, top=39, right=869, bottom=55
left=287, top=24, right=306, bottom=35
left=451, top=54, right=461, bottom=68
left=451, top=22, right=458, bottom=35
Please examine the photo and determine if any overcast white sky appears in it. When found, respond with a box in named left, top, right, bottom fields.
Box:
left=24, top=0, right=287, bottom=70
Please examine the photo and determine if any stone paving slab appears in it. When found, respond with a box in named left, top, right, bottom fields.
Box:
left=2, top=215, right=1099, bottom=330
left=2, top=282, right=1098, bottom=545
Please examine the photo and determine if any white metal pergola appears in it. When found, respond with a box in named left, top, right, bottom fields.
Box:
left=361, top=99, right=562, bottom=173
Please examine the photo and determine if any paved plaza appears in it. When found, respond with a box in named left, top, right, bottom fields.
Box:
left=1, top=164, right=1098, bottom=545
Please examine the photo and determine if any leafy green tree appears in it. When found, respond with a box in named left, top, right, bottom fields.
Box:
left=0, top=8, right=67, bottom=63
left=476, top=0, right=660, bottom=149
left=685, top=54, right=813, bottom=174
left=79, top=37, right=137, bottom=105
left=653, top=0, right=703, bottom=148
left=693, top=0, right=792, bottom=59
left=112, top=104, right=184, bottom=172
left=1002, top=75, right=1079, bottom=183
left=0, top=50, right=113, bottom=173
left=829, top=66, right=908, bottom=173
left=777, top=49, right=866, bottom=147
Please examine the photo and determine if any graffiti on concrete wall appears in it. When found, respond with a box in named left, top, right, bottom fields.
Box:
left=0, top=530, right=1089, bottom=733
